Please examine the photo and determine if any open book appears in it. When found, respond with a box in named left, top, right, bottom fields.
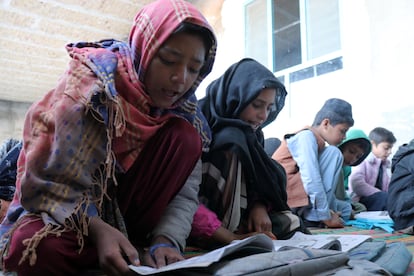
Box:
left=129, top=232, right=372, bottom=275
left=129, top=233, right=273, bottom=275
left=273, top=231, right=372, bottom=252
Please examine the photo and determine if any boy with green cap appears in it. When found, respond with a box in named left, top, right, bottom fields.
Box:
left=336, top=128, right=371, bottom=216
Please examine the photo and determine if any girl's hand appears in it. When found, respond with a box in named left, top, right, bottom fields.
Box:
left=248, top=202, right=272, bottom=233
left=142, top=236, right=184, bottom=268
left=89, top=217, right=140, bottom=275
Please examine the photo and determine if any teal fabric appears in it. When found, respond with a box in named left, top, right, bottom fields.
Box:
left=345, top=218, right=394, bottom=233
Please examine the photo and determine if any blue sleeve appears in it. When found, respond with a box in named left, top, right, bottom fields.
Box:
left=287, top=130, right=330, bottom=220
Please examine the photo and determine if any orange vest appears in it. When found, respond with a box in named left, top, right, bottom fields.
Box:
left=272, top=128, right=326, bottom=208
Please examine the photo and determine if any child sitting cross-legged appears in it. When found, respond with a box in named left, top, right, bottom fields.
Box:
left=189, top=58, right=309, bottom=250
left=272, top=98, right=355, bottom=228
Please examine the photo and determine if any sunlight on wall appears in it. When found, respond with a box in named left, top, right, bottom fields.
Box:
left=199, top=0, right=414, bottom=154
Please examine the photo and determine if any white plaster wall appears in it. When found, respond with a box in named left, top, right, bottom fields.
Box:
left=200, top=0, right=414, bottom=151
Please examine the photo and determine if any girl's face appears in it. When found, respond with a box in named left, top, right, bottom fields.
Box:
left=342, top=143, right=365, bottom=166
left=144, top=32, right=206, bottom=109
left=240, top=88, right=276, bottom=130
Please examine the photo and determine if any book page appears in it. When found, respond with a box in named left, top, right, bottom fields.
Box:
left=273, top=232, right=341, bottom=251
left=354, top=211, right=393, bottom=222
left=129, top=233, right=274, bottom=275
left=332, top=234, right=372, bottom=252
left=272, top=232, right=372, bottom=252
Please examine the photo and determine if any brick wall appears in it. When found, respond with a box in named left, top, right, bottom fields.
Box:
left=0, top=100, right=30, bottom=143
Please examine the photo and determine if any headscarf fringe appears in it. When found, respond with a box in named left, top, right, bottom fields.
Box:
left=91, top=165, right=110, bottom=205
left=104, top=96, right=122, bottom=188
left=86, top=80, right=123, bottom=188
left=0, top=214, right=37, bottom=266
left=17, top=193, right=101, bottom=267
left=17, top=216, right=63, bottom=266
left=112, top=97, right=126, bottom=138
left=85, top=56, right=126, bottom=140
left=70, top=193, right=92, bottom=238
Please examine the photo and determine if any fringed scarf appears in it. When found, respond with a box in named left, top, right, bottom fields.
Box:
left=0, top=0, right=216, bottom=266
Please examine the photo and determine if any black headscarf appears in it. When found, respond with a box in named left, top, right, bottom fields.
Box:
left=199, top=58, right=289, bottom=211
left=0, top=139, right=21, bottom=201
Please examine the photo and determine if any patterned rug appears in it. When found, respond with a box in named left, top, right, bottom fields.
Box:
left=311, top=226, right=414, bottom=275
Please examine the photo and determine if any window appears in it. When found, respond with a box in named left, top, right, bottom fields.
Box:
left=245, top=0, right=341, bottom=74
left=272, top=0, right=301, bottom=71
left=245, top=0, right=269, bottom=66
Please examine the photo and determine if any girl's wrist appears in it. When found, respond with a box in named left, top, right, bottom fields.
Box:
left=149, top=243, right=178, bottom=260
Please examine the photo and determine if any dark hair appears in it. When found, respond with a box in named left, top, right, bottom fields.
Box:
left=173, top=22, right=215, bottom=61
left=369, top=127, right=397, bottom=145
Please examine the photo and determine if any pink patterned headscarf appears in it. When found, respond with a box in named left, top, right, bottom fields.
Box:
left=112, top=0, right=216, bottom=171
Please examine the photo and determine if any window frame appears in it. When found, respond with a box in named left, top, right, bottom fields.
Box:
left=244, top=0, right=343, bottom=81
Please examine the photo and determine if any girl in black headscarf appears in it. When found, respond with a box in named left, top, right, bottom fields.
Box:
left=190, top=58, right=308, bottom=249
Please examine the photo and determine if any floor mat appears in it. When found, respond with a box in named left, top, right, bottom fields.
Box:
left=311, top=226, right=414, bottom=275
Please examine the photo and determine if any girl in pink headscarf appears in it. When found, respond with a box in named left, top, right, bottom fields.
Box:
left=0, top=0, right=216, bottom=274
